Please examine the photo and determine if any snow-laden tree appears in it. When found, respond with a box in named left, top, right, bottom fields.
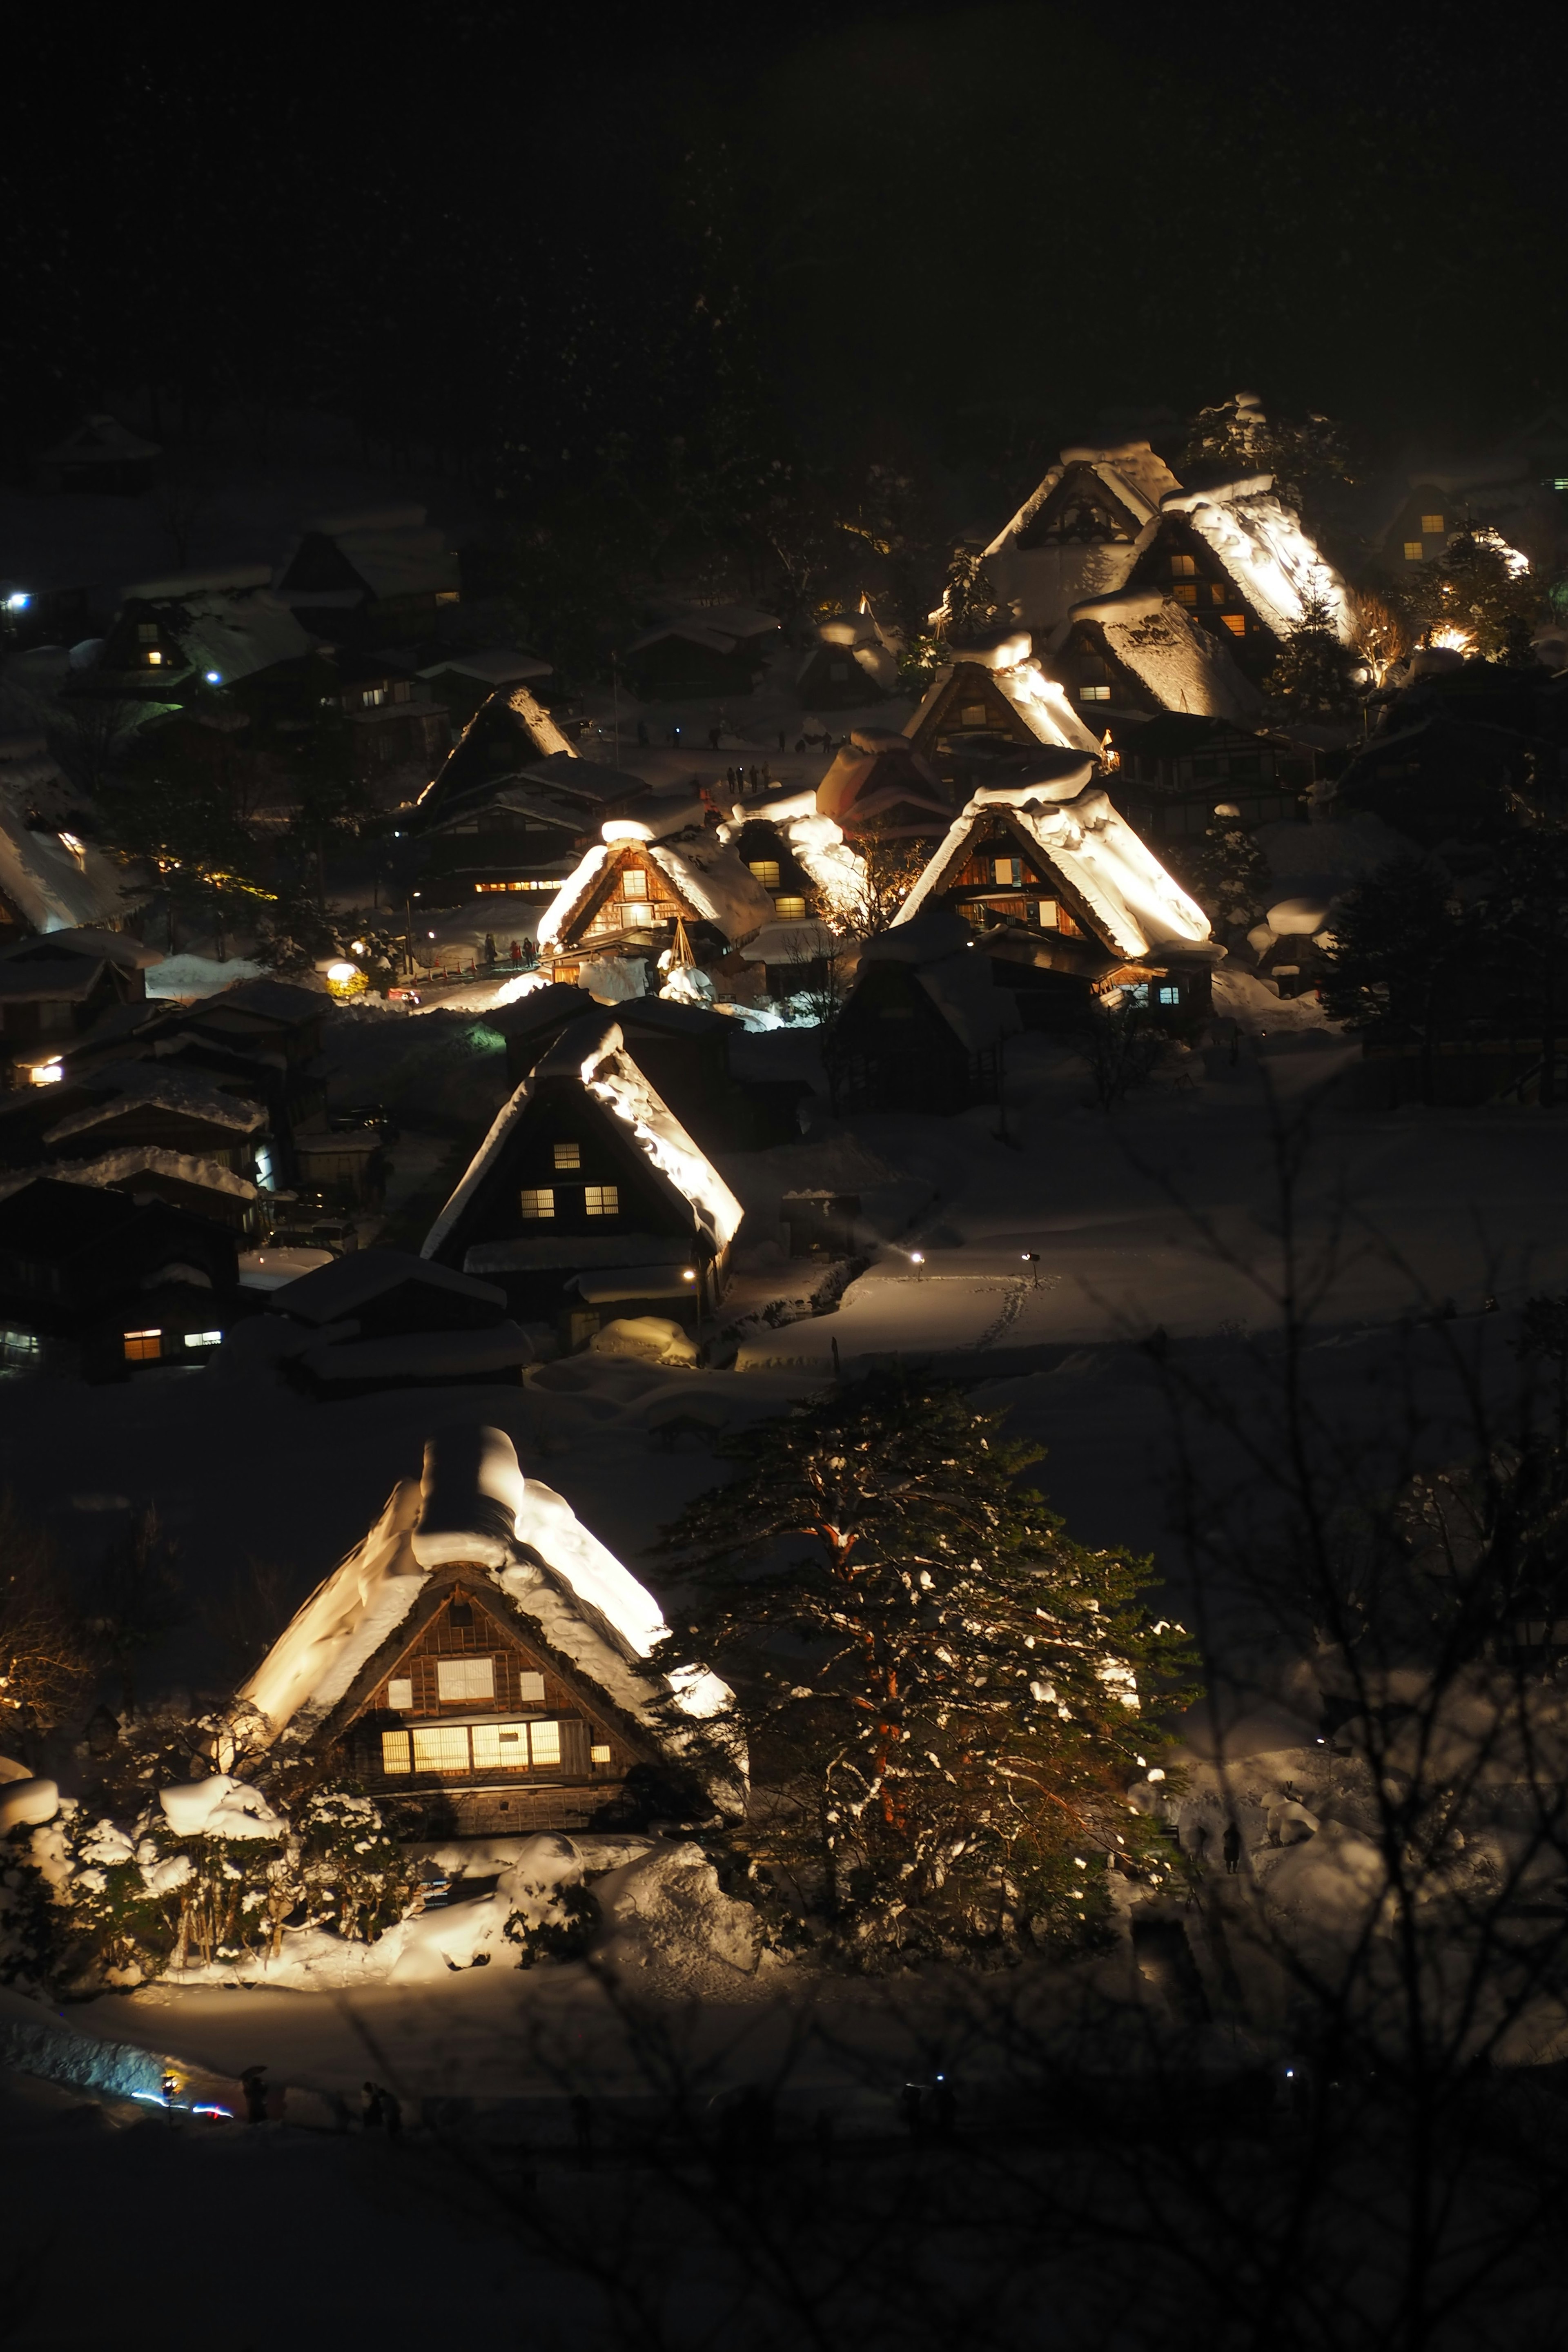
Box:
left=1413, top=529, right=1540, bottom=663
left=1266, top=585, right=1361, bottom=721
left=653, top=1372, right=1197, bottom=1958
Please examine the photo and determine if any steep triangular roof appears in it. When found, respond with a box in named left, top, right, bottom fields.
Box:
left=539, top=806, right=775, bottom=951
left=1154, top=477, right=1353, bottom=642
left=895, top=779, right=1214, bottom=964
left=234, top=1426, right=735, bottom=1788
left=422, top=1010, right=743, bottom=1263
left=986, top=442, right=1182, bottom=559
left=906, top=639, right=1105, bottom=762
left=1067, top=586, right=1265, bottom=726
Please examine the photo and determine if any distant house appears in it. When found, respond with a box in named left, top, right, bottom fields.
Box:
left=413, top=686, right=621, bottom=832
left=322, top=651, right=447, bottom=788
left=1056, top=586, right=1264, bottom=730
left=796, top=614, right=896, bottom=709
left=423, top=1009, right=742, bottom=1348
left=272, top=505, right=461, bottom=644
left=0, top=808, right=136, bottom=943
left=417, top=649, right=553, bottom=733
left=537, top=802, right=774, bottom=982
left=0, top=941, right=145, bottom=1078
left=1109, top=716, right=1308, bottom=845
left=263, top=1248, right=534, bottom=1397
left=826, top=907, right=1021, bottom=1113
left=623, top=605, right=780, bottom=701
left=0, top=1176, right=245, bottom=1380
left=1125, top=478, right=1353, bottom=679
left=414, top=785, right=588, bottom=915
left=232, top=1424, right=737, bottom=1837
left=815, top=728, right=953, bottom=844
left=0, top=1058, right=267, bottom=1234
left=37, top=414, right=161, bottom=496
left=87, top=568, right=315, bottom=703
left=982, top=441, right=1184, bottom=635
left=904, top=632, right=1105, bottom=787
left=892, top=768, right=1216, bottom=1020
left=1332, top=708, right=1563, bottom=846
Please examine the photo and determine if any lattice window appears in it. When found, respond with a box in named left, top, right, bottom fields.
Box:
left=413, top=1726, right=472, bottom=1773
left=584, top=1185, right=619, bottom=1216
left=519, top=1188, right=555, bottom=1218
left=552, top=1142, right=581, bottom=1171
left=437, top=1655, right=495, bottom=1702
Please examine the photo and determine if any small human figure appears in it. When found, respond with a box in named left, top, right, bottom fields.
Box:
left=795, top=736, right=807, bottom=754
left=362, top=2081, right=383, bottom=2130
left=240, top=2065, right=269, bottom=2125
left=509, top=939, right=521, bottom=967
left=1223, top=1822, right=1243, bottom=1874
left=483, top=932, right=497, bottom=968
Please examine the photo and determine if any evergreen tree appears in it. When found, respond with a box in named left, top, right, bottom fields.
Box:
left=1266, top=586, right=1361, bottom=720
left=1160, top=813, right=1274, bottom=946
left=1414, top=530, right=1541, bottom=662
left=654, top=1372, right=1196, bottom=1958
left=1179, top=394, right=1352, bottom=520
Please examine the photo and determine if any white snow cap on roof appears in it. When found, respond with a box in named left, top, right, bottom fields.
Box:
left=896, top=783, right=1212, bottom=960
left=907, top=655, right=1105, bottom=760
left=985, top=442, right=1183, bottom=559
left=0, top=1148, right=256, bottom=1209
left=1069, top=586, right=1263, bottom=726
left=1159, top=479, right=1352, bottom=642
left=236, top=1426, right=730, bottom=1748
left=0, top=814, right=127, bottom=936
left=43, top=1062, right=265, bottom=1143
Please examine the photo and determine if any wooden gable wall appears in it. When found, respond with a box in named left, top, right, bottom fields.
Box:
left=1128, top=519, right=1268, bottom=668
left=1016, top=464, right=1143, bottom=550
left=570, top=844, right=697, bottom=947
left=927, top=818, right=1095, bottom=942
left=446, top=1077, right=689, bottom=1252
left=910, top=664, right=1037, bottom=759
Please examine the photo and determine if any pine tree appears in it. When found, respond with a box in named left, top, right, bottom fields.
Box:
left=1414, top=530, right=1540, bottom=663
left=1266, top=586, right=1361, bottom=720
left=654, top=1372, right=1197, bottom=1958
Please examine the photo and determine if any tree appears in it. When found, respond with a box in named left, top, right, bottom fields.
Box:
left=1179, top=393, right=1352, bottom=521
left=1320, top=858, right=1472, bottom=1100
left=653, top=1372, right=1196, bottom=1957
left=1266, top=585, right=1361, bottom=721
left=830, top=823, right=927, bottom=940
left=934, top=547, right=1009, bottom=648
left=1350, top=585, right=1412, bottom=690
left=0, top=1496, right=94, bottom=1758
left=1413, top=529, right=1540, bottom=662
left=1160, top=812, right=1275, bottom=947
left=102, top=744, right=277, bottom=955
left=1073, top=997, right=1171, bottom=1110
left=83, top=1507, right=186, bottom=1716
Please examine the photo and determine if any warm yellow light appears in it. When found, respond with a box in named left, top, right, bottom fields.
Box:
left=30, top=1060, right=64, bottom=1086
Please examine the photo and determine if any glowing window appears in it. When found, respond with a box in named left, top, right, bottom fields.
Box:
left=1221, top=615, right=1246, bottom=636
left=1157, top=984, right=1181, bottom=1005
left=1079, top=685, right=1111, bottom=702
left=992, top=858, right=1022, bottom=886
left=584, top=1185, right=619, bottom=1216
left=774, top=896, right=807, bottom=919
left=147, top=650, right=163, bottom=665
left=529, top=1720, right=561, bottom=1766
left=552, top=1141, right=581, bottom=1171
left=412, top=1726, right=471, bottom=1773
left=1420, top=514, right=1444, bottom=534
left=361, top=686, right=386, bottom=708
left=624, top=901, right=657, bottom=925
left=1209, top=584, right=1225, bottom=605
left=620, top=867, right=648, bottom=898
left=471, top=1721, right=531, bottom=1768
left=387, top=1677, right=414, bottom=1710
left=518, top=1672, right=546, bottom=1704
left=1172, top=584, right=1198, bottom=606
left=519, top=1187, right=555, bottom=1218
left=437, top=1656, right=495, bottom=1702
left=1037, top=900, right=1059, bottom=928
left=381, top=1730, right=412, bottom=1773
left=123, top=1329, right=161, bottom=1361
left=1404, top=541, right=1424, bottom=561
left=1057, top=909, right=1082, bottom=938
left=748, top=860, right=781, bottom=889
left=183, top=1330, right=223, bottom=1349
left=590, top=1742, right=612, bottom=1764
left=1169, top=555, right=1196, bottom=577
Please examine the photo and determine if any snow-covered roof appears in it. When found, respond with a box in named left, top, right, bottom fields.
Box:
left=626, top=604, right=779, bottom=656
left=906, top=650, right=1105, bottom=760
left=280, top=507, right=460, bottom=604
left=896, top=782, right=1213, bottom=962
left=538, top=813, right=774, bottom=950
left=1159, top=478, right=1353, bottom=642
left=0, top=815, right=129, bottom=935
left=0, top=1147, right=256, bottom=1208
left=423, top=1011, right=743, bottom=1262
left=43, top=1062, right=266, bottom=1143
left=268, top=1247, right=506, bottom=1328
left=122, top=584, right=315, bottom=687
left=417, top=648, right=552, bottom=686
left=1069, top=586, right=1264, bottom=726
left=236, top=1425, right=730, bottom=1751
left=984, top=441, right=1183, bottom=559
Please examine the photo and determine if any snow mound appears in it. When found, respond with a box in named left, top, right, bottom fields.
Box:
left=0, top=1777, right=59, bottom=1830
left=1266, top=897, right=1332, bottom=937
left=1251, top=1819, right=1385, bottom=1931
left=159, top=1776, right=284, bottom=1841
left=593, top=1842, right=762, bottom=1979
left=145, top=955, right=269, bottom=1000
left=589, top=1315, right=698, bottom=1365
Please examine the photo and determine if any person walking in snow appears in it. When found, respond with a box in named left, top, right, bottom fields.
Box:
left=240, top=2065, right=268, bottom=2125
left=1223, top=1822, right=1243, bottom=1874
left=483, top=932, right=497, bottom=969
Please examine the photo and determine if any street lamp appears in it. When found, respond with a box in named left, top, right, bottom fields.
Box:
left=1020, top=1251, right=1040, bottom=1288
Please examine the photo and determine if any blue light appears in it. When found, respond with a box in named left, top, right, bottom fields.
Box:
left=205, top=670, right=222, bottom=684
left=4, top=592, right=29, bottom=612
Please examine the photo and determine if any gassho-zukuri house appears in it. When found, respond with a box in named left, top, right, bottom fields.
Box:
left=894, top=760, right=1218, bottom=1016
left=232, top=1425, right=737, bottom=1836
left=535, top=800, right=775, bottom=983
left=421, top=1009, right=742, bottom=1347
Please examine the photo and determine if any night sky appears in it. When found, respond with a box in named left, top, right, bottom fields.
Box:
left=2, top=1, right=1558, bottom=495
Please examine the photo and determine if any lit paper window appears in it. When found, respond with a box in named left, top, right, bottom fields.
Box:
left=185, top=1330, right=223, bottom=1348
left=387, top=1678, right=414, bottom=1710
left=1169, top=555, right=1196, bottom=578
left=1403, top=541, right=1423, bottom=561
left=992, top=858, right=1022, bottom=886
left=1079, top=685, right=1110, bottom=701
left=584, top=1185, right=619, bottom=1216
left=381, top=1730, right=412, bottom=1774
left=123, top=1329, right=161, bottom=1362
left=1158, top=984, right=1181, bottom=1005
left=471, top=1722, right=530, bottom=1768
left=518, top=1672, right=546, bottom=1704
left=773, top=896, right=807, bottom=919
left=590, top=1743, right=612, bottom=1764
left=1221, top=615, right=1245, bottom=636
left=529, top=1721, right=561, bottom=1766
left=1420, top=514, right=1444, bottom=534
left=519, top=1187, right=555, bottom=1218
left=437, top=1655, right=495, bottom=1702
left=412, top=1726, right=471, bottom=1773
left=620, top=867, right=647, bottom=899
left=1037, top=900, right=1059, bottom=929
left=1172, top=583, right=1198, bottom=605
left=552, top=1142, right=581, bottom=1171
left=748, top=860, right=781, bottom=889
